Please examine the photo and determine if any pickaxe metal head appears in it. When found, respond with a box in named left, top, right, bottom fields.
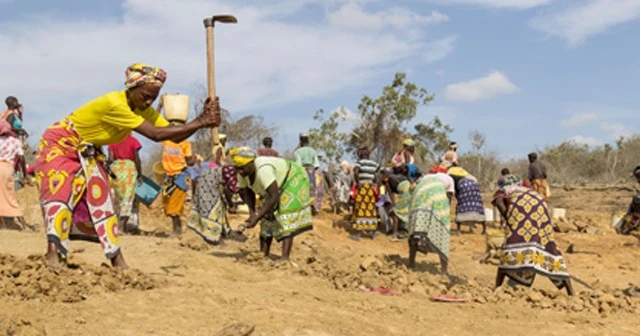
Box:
left=204, top=15, right=238, bottom=28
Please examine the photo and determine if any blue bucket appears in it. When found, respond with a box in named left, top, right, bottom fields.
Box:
left=135, top=175, right=161, bottom=207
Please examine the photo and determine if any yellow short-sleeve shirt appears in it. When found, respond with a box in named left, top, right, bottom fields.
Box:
left=68, top=90, right=169, bottom=146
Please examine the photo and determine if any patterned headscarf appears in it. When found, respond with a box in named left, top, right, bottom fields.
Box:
left=0, top=120, right=15, bottom=137
left=228, top=147, right=257, bottom=167
left=498, top=174, right=523, bottom=189
left=125, top=63, right=167, bottom=89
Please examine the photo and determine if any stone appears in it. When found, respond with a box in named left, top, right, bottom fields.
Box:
left=359, top=256, right=382, bottom=272
left=527, top=291, right=543, bottom=303
left=600, top=293, right=616, bottom=305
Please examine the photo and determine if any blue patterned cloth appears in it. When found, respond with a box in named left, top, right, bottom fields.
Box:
left=455, top=178, right=485, bottom=223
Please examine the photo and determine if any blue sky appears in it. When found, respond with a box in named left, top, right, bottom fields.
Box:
left=1, top=0, right=639, bottom=160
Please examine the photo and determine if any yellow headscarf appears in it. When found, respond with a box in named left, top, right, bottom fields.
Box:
left=125, top=63, right=167, bottom=89
left=228, top=147, right=257, bottom=167
left=448, top=167, right=469, bottom=178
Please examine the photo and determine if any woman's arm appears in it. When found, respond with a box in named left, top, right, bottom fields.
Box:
left=135, top=97, right=220, bottom=143
left=251, top=182, right=279, bottom=223
left=134, top=150, right=143, bottom=182
left=239, top=187, right=256, bottom=214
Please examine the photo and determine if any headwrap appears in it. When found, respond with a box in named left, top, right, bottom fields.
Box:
left=0, top=120, right=15, bottom=137
left=497, top=174, right=523, bottom=189
left=448, top=167, right=469, bottom=178
left=219, top=134, right=227, bottom=140
left=633, top=165, right=640, bottom=177
left=450, top=142, right=458, bottom=150
left=429, top=165, right=448, bottom=174
left=403, top=139, right=415, bottom=147
left=125, top=63, right=167, bottom=89
left=228, top=147, right=257, bottom=167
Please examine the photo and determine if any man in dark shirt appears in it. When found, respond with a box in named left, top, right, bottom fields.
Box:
left=528, top=152, right=549, bottom=201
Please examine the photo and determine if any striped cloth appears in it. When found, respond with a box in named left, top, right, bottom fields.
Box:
left=355, top=159, right=380, bottom=183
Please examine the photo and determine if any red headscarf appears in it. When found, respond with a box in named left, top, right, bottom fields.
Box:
left=0, top=120, right=15, bottom=137
left=429, top=165, right=448, bottom=174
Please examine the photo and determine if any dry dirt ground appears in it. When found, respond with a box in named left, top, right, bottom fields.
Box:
left=1, top=185, right=639, bottom=335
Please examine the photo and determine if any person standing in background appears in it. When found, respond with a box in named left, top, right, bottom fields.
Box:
left=441, top=142, right=459, bottom=166
left=0, top=120, right=32, bottom=231
left=212, top=134, right=228, bottom=166
left=257, top=136, right=280, bottom=157
left=294, top=134, right=322, bottom=215
left=108, top=134, right=143, bottom=234
left=528, top=152, right=549, bottom=202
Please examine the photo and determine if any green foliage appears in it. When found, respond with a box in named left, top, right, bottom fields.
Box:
left=308, top=108, right=349, bottom=162
left=309, top=72, right=452, bottom=165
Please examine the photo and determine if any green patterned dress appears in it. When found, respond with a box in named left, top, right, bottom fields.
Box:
left=394, top=176, right=451, bottom=262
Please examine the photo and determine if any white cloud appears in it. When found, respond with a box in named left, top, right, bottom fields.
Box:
left=328, top=3, right=449, bottom=31
left=444, top=71, right=519, bottom=102
left=424, top=35, right=456, bottom=63
left=424, top=0, right=553, bottom=10
left=0, top=0, right=449, bottom=143
left=530, top=0, right=640, bottom=46
left=601, top=122, right=633, bottom=140
left=559, top=112, right=598, bottom=128
left=568, top=135, right=602, bottom=147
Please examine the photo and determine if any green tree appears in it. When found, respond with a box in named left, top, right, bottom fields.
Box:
left=308, top=108, right=349, bottom=162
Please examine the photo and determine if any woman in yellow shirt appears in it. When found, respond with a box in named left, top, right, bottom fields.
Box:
left=34, top=63, right=220, bottom=269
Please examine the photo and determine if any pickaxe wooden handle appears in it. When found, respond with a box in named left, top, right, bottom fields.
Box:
left=203, top=15, right=237, bottom=149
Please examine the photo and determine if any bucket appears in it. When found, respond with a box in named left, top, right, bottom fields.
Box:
left=552, top=208, right=567, bottom=220
left=163, top=94, right=190, bottom=123
left=611, top=212, right=625, bottom=229
left=135, top=175, right=161, bottom=207
left=484, top=208, right=494, bottom=222
left=152, top=161, right=165, bottom=185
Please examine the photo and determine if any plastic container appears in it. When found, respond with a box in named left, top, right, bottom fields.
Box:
left=163, top=94, right=190, bottom=123
left=152, top=161, right=165, bottom=185
left=611, top=213, right=625, bottom=229
left=552, top=208, right=567, bottom=220
left=135, top=175, right=161, bottom=207
left=484, top=208, right=494, bottom=222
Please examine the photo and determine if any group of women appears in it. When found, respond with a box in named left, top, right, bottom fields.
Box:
left=20, top=61, right=619, bottom=297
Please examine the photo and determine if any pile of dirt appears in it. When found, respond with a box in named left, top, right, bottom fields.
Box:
left=235, top=245, right=640, bottom=315
left=0, top=254, right=164, bottom=303
left=0, top=315, right=46, bottom=336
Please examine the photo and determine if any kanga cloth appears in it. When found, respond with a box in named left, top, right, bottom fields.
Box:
left=162, top=172, right=189, bottom=216
left=260, top=162, right=313, bottom=241
left=530, top=178, right=548, bottom=202
left=351, top=182, right=379, bottom=231
left=499, top=187, right=570, bottom=288
left=455, top=177, right=485, bottom=223
left=304, top=166, right=318, bottom=209
left=34, top=118, right=120, bottom=259
left=0, top=161, right=21, bottom=217
left=393, top=177, right=450, bottom=262
left=188, top=166, right=231, bottom=244
left=110, top=159, right=139, bottom=227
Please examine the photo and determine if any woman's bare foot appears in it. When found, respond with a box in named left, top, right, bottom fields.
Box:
left=110, top=252, right=128, bottom=269
left=272, top=257, right=289, bottom=266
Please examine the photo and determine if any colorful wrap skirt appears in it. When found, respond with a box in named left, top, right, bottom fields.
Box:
left=260, top=162, right=313, bottom=241
left=35, top=119, right=120, bottom=259
left=352, top=182, right=379, bottom=232
left=110, top=159, right=139, bottom=228
left=531, top=178, right=548, bottom=202
left=500, top=189, right=570, bottom=288
left=455, top=178, right=485, bottom=223
left=162, top=172, right=189, bottom=216
left=394, top=177, right=450, bottom=262
left=187, top=166, right=231, bottom=244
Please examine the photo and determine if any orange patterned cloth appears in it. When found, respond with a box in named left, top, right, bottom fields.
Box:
left=34, top=119, right=120, bottom=259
